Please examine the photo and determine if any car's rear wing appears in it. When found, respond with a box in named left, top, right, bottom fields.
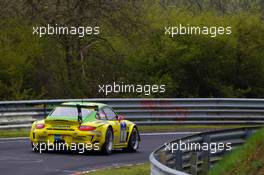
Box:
left=58, top=104, right=98, bottom=110
left=57, top=104, right=98, bottom=124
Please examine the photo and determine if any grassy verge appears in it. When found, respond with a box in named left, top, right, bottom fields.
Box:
left=0, top=128, right=30, bottom=138
left=83, top=163, right=149, bottom=175
left=209, top=127, right=264, bottom=175
left=0, top=125, right=256, bottom=138
left=138, top=125, right=256, bottom=133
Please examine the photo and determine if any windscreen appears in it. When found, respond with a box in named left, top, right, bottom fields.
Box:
left=50, top=106, right=94, bottom=117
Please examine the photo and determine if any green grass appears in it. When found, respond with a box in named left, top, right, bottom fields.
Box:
left=83, top=163, right=150, bottom=175
left=0, top=129, right=30, bottom=138
left=209, top=127, right=264, bottom=175
left=138, top=125, right=256, bottom=133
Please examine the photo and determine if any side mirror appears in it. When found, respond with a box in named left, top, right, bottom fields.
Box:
left=117, top=115, right=125, bottom=122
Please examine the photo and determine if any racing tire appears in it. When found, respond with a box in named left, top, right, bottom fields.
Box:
left=126, top=127, right=140, bottom=152
left=101, top=128, right=113, bottom=155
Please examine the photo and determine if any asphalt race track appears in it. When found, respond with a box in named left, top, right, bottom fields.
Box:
left=0, top=132, right=195, bottom=175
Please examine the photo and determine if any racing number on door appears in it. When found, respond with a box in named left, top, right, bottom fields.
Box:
left=120, top=122, right=127, bottom=142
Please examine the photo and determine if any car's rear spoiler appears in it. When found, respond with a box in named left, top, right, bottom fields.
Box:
left=58, top=104, right=98, bottom=124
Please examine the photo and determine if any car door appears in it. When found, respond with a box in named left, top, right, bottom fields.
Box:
left=102, top=107, right=124, bottom=145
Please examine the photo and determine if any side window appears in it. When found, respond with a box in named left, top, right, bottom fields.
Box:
left=97, top=109, right=107, bottom=120
left=103, top=107, right=117, bottom=120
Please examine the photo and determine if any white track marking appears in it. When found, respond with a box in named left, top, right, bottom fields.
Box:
left=0, top=137, right=28, bottom=141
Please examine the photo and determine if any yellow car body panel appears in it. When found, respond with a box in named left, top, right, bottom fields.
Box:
left=29, top=102, right=139, bottom=153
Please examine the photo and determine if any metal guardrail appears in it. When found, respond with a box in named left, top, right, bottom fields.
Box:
left=150, top=126, right=261, bottom=175
left=1, top=98, right=264, bottom=128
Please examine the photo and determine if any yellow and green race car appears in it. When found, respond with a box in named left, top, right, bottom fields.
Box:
left=30, top=102, right=140, bottom=154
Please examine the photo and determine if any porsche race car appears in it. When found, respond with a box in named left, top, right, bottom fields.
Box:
left=30, top=102, right=140, bottom=154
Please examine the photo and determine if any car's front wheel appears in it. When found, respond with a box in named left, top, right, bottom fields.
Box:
left=102, top=128, right=113, bottom=155
left=127, top=127, right=140, bottom=152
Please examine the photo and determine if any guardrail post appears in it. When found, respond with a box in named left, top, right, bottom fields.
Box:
left=244, top=128, right=253, bottom=139
left=201, top=135, right=211, bottom=175
left=190, top=151, right=198, bottom=175
left=174, top=146, right=183, bottom=171
left=43, top=103, right=47, bottom=117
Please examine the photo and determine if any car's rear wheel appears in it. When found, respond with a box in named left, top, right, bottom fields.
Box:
left=102, top=128, right=113, bottom=155
left=127, top=127, right=139, bottom=152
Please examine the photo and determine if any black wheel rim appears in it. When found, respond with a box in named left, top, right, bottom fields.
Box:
left=106, top=130, right=113, bottom=152
left=131, top=129, right=139, bottom=150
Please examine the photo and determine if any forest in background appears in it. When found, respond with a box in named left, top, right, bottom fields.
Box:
left=0, top=0, right=264, bottom=100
